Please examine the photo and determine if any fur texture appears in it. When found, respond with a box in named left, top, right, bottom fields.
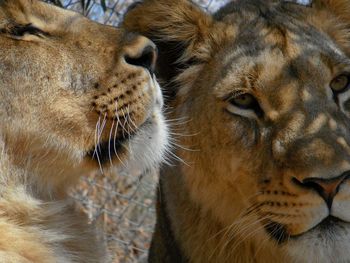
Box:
left=0, top=0, right=168, bottom=262
left=125, top=0, right=350, bottom=262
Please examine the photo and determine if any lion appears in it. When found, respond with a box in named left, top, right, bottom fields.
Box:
left=0, top=0, right=168, bottom=262
left=124, top=0, right=350, bottom=262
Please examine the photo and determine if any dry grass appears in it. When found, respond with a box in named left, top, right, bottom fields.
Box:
left=71, top=168, right=158, bottom=262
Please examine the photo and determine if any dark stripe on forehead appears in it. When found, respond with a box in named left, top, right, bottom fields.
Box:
left=206, top=0, right=350, bottom=104
left=214, top=0, right=277, bottom=21
left=214, top=30, right=348, bottom=93
left=215, top=0, right=322, bottom=41
left=214, top=0, right=310, bottom=21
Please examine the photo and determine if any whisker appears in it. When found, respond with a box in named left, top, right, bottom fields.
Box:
left=168, top=131, right=201, bottom=138
left=126, top=105, right=138, bottom=134
left=208, top=213, right=258, bottom=260
left=97, top=113, right=107, bottom=154
left=206, top=192, right=271, bottom=261
left=223, top=215, right=276, bottom=260
left=126, top=106, right=133, bottom=157
left=168, top=140, right=200, bottom=152
left=91, top=115, right=104, bottom=173
left=128, top=116, right=139, bottom=133
left=92, top=114, right=101, bottom=159
left=227, top=225, right=268, bottom=261
left=164, top=148, right=192, bottom=167
left=120, top=108, right=129, bottom=138
left=108, top=119, right=115, bottom=167
left=114, top=101, right=126, bottom=168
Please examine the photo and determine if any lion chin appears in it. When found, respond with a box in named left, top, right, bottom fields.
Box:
left=287, top=219, right=350, bottom=263
left=0, top=0, right=168, bottom=262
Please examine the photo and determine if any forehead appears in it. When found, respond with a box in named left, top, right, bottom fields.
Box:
left=214, top=1, right=350, bottom=95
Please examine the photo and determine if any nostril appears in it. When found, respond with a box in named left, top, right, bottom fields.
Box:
left=292, top=172, right=350, bottom=209
left=124, top=45, right=157, bottom=73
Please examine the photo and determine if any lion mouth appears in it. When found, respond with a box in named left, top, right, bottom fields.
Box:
left=265, top=216, right=349, bottom=244
left=87, top=117, right=152, bottom=165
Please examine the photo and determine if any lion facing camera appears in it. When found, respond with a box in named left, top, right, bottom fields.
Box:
left=0, top=0, right=168, bottom=262
left=125, top=0, right=350, bottom=262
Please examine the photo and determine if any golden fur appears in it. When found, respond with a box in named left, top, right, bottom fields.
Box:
left=125, top=0, right=350, bottom=262
left=0, top=0, right=168, bottom=262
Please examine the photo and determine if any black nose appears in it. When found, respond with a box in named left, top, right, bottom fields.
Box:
left=293, top=171, right=350, bottom=209
left=124, top=44, right=157, bottom=73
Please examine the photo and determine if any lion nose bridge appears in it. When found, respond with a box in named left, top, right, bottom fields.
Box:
left=122, top=34, right=157, bottom=72
left=292, top=172, right=350, bottom=209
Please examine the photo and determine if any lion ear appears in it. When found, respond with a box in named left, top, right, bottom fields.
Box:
left=310, top=0, right=350, bottom=55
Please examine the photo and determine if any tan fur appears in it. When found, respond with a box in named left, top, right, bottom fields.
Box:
left=0, top=0, right=168, bottom=262
left=125, top=0, right=350, bottom=262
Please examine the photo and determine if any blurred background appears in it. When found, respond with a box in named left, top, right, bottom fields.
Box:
left=44, top=0, right=229, bottom=262
left=48, top=0, right=228, bottom=26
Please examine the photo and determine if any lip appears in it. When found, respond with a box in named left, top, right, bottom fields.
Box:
left=265, top=216, right=349, bottom=244
left=291, top=216, right=348, bottom=239
left=315, top=216, right=346, bottom=230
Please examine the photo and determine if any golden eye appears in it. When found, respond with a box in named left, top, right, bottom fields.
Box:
left=330, top=74, right=350, bottom=93
left=226, top=93, right=264, bottom=118
left=230, top=93, right=256, bottom=109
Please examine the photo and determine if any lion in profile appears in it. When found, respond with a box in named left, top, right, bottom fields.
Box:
left=0, top=0, right=168, bottom=262
left=125, top=0, right=350, bottom=262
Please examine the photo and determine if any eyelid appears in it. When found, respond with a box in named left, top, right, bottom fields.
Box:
left=2, top=23, right=49, bottom=38
left=222, top=90, right=248, bottom=102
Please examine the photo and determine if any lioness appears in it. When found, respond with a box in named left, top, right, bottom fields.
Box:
left=125, top=0, right=350, bottom=262
left=0, top=0, right=168, bottom=262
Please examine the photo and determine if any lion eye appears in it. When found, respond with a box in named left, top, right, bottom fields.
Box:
left=227, top=93, right=264, bottom=118
left=230, top=94, right=257, bottom=109
left=330, top=74, right=350, bottom=94
left=4, top=23, right=48, bottom=38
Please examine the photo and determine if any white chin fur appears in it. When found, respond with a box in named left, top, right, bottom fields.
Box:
left=116, top=107, right=169, bottom=174
left=285, top=225, right=350, bottom=263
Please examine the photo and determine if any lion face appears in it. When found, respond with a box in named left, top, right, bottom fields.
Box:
left=0, top=0, right=168, bottom=193
left=125, top=0, right=350, bottom=261
left=186, top=29, right=350, bottom=260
